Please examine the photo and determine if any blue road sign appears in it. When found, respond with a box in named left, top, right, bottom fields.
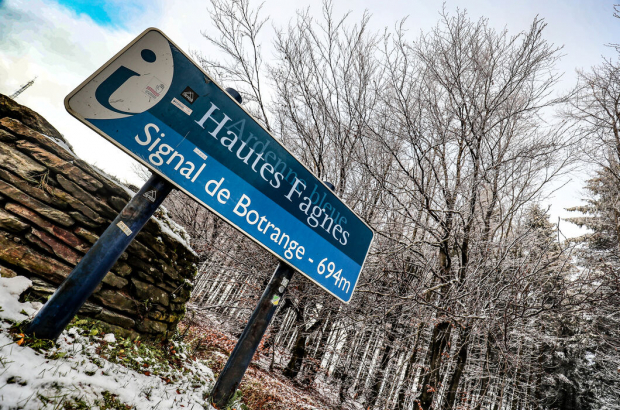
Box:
left=65, top=28, right=373, bottom=303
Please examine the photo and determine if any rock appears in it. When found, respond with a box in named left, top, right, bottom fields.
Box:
left=135, top=318, right=168, bottom=334
left=136, top=231, right=168, bottom=258
left=0, top=140, right=46, bottom=183
left=25, top=232, right=53, bottom=253
left=136, top=270, right=156, bottom=284
left=69, top=211, right=103, bottom=228
left=0, top=168, right=67, bottom=209
left=127, top=240, right=156, bottom=261
left=73, top=159, right=132, bottom=200
left=79, top=301, right=103, bottom=315
left=142, top=218, right=163, bottom=237
left=0, top=180, right=75, bottom=227
left=152, top=304, right=167, bottom=313
left=111, top=262, right=132, bottom=277
left=5, top=203, right=88, bottom=252
left=157, top=281, right=176, bottom=293
left=93, top=290, right=138, bottom=315
left=158, top=259, right=180, bottom=281
left=131, top=278, right=169, bottom=307
left=147, top=310, right=181, bottom=324
left=0, top=264, right=18, bottom=278
left=0, top=95, right=66, bottom=141
left=0, top=118, right=74, bottom=160
left=109, top=196, right=128, bottom=212
left=51, top=188, right=106, bottom=223
left=96, top=308, right=135, bottom=329
left=30, top=277, right=57, bottom=296
left=74, top=227, right=99, bottom=244
left=103, top=272, right=128, bottom=288
left=0, top=234, right=72, bottom=284
left=88, top=320, right=139, bottom=340
left=170, top=303, right=186, bottom=313
left=178, top=263, right=197, bottom=280
left=0, top=128, right=16, bottom=142
left=0, top=207, right=29, bottom=232
left=171, top=286, right=192, bottom=303
left=16, top=141, right=103, bottom=192
left=128, top=259, right=163, bottom=282
left=56, top=175, right=117, bottom=219
left=31, top=228, right=82, bottom=265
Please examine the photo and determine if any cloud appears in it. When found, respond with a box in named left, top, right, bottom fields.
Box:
left=0, top=0, right=157, bottom=185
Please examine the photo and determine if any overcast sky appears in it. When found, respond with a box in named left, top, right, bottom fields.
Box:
left=1, top=0, right=619, bottom=237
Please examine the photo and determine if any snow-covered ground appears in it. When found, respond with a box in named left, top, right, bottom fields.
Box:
left=0, top=276, right=218, bottom=410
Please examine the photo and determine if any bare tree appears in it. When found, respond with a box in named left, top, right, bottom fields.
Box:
left=194, top=0, right=272, bottom=130
left=162, top=2, right=617, bottom=410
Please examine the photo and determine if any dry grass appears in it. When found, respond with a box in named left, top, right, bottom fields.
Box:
left=179, top=308, right=332, bottom=410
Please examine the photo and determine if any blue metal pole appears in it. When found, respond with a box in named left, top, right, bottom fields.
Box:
left=210, top=180, right=333, bottom=408
left=210, top=262, right=295, bottom=408
left=25, top=173, right=174, bottom=340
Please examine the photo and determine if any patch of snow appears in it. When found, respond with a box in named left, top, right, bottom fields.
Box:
left=102, top=333, right=116, bottom=344
left=0, top=276, right=40, bottom=322
left=585, top=351, right=596, bottom=366
left=0, top=331, right=215, bottom=409
left=41, top=133, right=78, bottom=158
left=154, top=206, right=197, bottom=256
left=0, top=277, right=215, bottom=410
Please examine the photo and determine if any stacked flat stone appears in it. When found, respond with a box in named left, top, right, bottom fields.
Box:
left=0, top=94, right=198, bottom=340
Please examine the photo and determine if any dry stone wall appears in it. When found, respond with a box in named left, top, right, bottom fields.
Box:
left=0, top=94, right=198, bottom=339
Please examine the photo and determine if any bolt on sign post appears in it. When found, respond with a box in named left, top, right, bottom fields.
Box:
left=25, top=27, right=374, bottom=404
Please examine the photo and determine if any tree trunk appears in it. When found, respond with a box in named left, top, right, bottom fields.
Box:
left=443, top=326, right=471, bottom=410
left=283, top=314, right=324, bottom=379
left=415, top=321, right=452, bottom=410
left=473, top=332, right=494, bottom=410
left=367, top=307, right=402, bottom=409
left=307, top=311, right=334, bottom=383
left=396, top=322, right=425, bottom=410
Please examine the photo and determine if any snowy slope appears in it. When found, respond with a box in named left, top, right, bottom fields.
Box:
left=0, top=276, right=218, bottom=410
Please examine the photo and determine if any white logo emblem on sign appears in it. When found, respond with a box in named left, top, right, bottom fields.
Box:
left=68, top=31, right=174, bottom=120
left=143, top=190, right=157, bottom=202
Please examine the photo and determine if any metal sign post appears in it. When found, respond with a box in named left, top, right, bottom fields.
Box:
left=26, top=174, right=173, bottom=339
left=210, top=263, right=294, bottom=408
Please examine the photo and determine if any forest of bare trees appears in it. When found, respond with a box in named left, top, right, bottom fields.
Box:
left=162, top=1, right=620, bottom=408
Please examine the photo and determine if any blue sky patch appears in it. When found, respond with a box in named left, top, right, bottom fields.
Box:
left=52, top=0, right=146, bottom=27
